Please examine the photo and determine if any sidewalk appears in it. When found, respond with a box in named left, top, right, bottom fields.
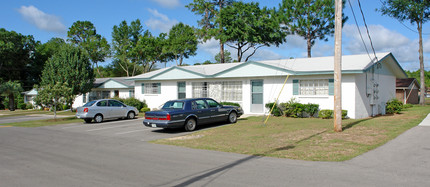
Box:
left=418, top=113, right=430, bottom=126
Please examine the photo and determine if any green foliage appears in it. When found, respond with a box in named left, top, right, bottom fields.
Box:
left=403, top=103, right=413, bottom=109
left=218, top=1, right=286, bottom=62
left=279, top=98, right=307, bottom=118
left=0, top=80, right=23, bottom=111
left=278, top=0, right=347, bottom=57
left=112, top=97, right=147, bottom=110
left=167, top=22, right=198, bottom=66
left=112, top=19, right=146, bottom=77
left=265, top=102, right=283, bottom=117
left=34, top=83, right=74, bottom=119
left=303, top=103, right=320, bottom=118
left=318, top=109, right=348, bottom=119
left=40, top=44, right=94, bottom=107
left=0, top=28, right=38, bottom=89
left=219, top=102, right=241, bottom=107
left=133, top=30, right=170, bottom=73
left=140, top=107, right=151, bottom=113
left=67, top=21, right=110, bottom=77
left=26, top=103, right=34, bottom=110
left=17, top=94, right=26, bottom=110
left=186, top=0, right=233, bottom=63
left=405, top=70, right=430, bottom=88
left=386, top=99, right=403, bottom=114
left=215, top=50, right=232, bottom=63
left=318, top=110, right=333, bottom=119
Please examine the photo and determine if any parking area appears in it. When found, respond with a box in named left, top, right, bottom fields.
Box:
left=46, top=118, right=194, bottom=142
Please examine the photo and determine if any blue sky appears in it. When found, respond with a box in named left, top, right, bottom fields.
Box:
left=1, top=0, right=429, bottom=71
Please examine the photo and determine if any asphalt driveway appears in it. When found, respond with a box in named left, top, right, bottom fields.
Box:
left=0, top=117, right=429, bottom=186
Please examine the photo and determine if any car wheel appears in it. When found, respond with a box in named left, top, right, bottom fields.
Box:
left=228, top=112, right=237, bottom=123
left=184, top=118, right=197, bottom=131
left=84, top=119, right=92, bottom=123
left=94, top=114, right=103, bottom=123
left=127, top=111, right=135, bottom=119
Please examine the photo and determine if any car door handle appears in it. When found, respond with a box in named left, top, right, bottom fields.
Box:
left=210, top=110, right=215, bottom=112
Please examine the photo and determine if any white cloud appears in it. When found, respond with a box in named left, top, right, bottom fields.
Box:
left=150, top=0, right=180, bottom=9
left=246, top=49, right=283, bottom=61
left=342, top=24, right=430, bottom=70
left=198, top=38, right=220, bottom=56
left=144, top=8, right=178, bottom=33
left=17, top=5, right=66, bottom=33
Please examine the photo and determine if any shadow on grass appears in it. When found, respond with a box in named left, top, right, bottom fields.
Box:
left=342, top=117, right=375, bottom=131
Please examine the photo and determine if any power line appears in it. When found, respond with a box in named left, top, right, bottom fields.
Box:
left=357, top=0, right=379, bottom=62
left=347, top=0, right=372, bottom=61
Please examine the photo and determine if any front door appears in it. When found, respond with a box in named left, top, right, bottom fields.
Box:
left=251, top=80, right=263, bottom=113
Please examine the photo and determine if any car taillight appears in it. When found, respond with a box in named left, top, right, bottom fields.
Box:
left=83, top=108, right=88, bottom=113
left=146, top=114, right=170, bottom=120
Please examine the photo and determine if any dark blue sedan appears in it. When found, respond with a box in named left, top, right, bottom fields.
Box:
left=143, top=98, right=243, bottom=131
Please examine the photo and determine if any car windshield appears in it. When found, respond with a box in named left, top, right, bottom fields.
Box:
left=83, top=100, right=97, bottom=107
left=162, top=101, right=184, bottom=109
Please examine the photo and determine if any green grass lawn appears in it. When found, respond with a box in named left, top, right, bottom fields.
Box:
left=154, top=105, right=430, bottom=161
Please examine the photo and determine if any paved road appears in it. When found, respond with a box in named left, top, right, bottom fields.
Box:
left=0, top=118, right=429, bottom=186
left=0, top=114, right=70, bottom=124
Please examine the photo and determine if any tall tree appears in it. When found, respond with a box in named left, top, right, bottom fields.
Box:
left=68, top=21, right=110, bottom=77
left=134, top=32, right=172, bottom=70
left=0, top=80, right=23, bottom=111
left=186, top=0, right=233, bottom=63
left=278, top=0, right=348, bottom=57
left=40, top=44, right=94, bottom=107
left=167, top=23, right=198, bottom=66
left=0, top=28, right=38, bottom=89
left=112, top=19, right=143, bottom=77
left=215, top=50, right=232, bottom=63
left=33, top=38, right=66, bottom=84
left=34, top=82, right=73, bottom=119
left=379, top=0, right=430, bottom=105
left=218, top=2, right=286, bottom=62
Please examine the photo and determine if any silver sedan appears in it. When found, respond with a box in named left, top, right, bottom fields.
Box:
left=76, top=99, right=139, bottom=123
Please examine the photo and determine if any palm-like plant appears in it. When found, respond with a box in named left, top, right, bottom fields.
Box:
left=0, top=81, right=23, bottom=111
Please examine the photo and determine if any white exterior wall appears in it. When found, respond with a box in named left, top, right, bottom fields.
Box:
left=72, top=88, right=134, bottom=108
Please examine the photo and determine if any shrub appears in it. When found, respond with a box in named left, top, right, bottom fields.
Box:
left=403, top=103, right=413, bottom=109
left=280, top=98, right=305, bottom=118
left=386, top=99, right=403, bottom=114
left=220, top=102, right=241, bottom=107
left=318, top=109, right=348, bottom=119
left=26, top=103, right=33, bottom=110
left=303, top=103, right=319, bottom=117
left=62, top=104, right=69, bottom=110
left=265, top=102, right=283, bottom=116
left=319, top=109, right=333, bottom=119
left=140, top=107, right=151, bottom=113
left=113, top=97, right=147, bottom=111
left=18, top=102, right=27, bottom=110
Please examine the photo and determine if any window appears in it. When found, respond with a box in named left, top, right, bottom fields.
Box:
left=109, top=100, right=124, bottom=107
left=178, top=82, right=186, bottom=99
left=96, top=100, right=108, bottom=107
left=82, top=93, right=87, bottom=103
left=193, top=100, right=208, bottom=109
left=162, top=101, right=184, bottom=109
left=299, top=79, right=329, bottom=95
left=114, top=90, right=119, bottom=97
left=144, top=83, right=161, bottom=94
left=206, top=99, right=221, bottom=108
left=129, top=90, right=134, bottom=98
left=192, top=81, right=242, bottom=101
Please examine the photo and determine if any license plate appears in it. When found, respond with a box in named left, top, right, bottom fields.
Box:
left=151, top=124, right=157, bottom=127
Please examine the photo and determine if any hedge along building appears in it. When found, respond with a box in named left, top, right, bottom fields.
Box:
left=128, top=52, right=407, bottom=119
left=72, top=77, right=135, bottom=109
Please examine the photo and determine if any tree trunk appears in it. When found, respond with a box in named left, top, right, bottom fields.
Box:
left=220, top=41, right=225, bottom=63
left=95, top=62, right=103, bottom=78
left=307, top=37, right=312, bottom=58
left=8, top=93, right=15, bottom=111
left=418, top=21, right=425, bottom=105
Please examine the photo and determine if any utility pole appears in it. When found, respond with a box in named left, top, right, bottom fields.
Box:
left=334, top=0, right=342, bottom=132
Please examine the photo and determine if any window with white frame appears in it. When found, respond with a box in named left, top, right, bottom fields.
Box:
left=192, top=81, right=242, bottom=101
left=299, top=79, right=329, bottom=95
left=144, top=83, right=161, bottom=94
